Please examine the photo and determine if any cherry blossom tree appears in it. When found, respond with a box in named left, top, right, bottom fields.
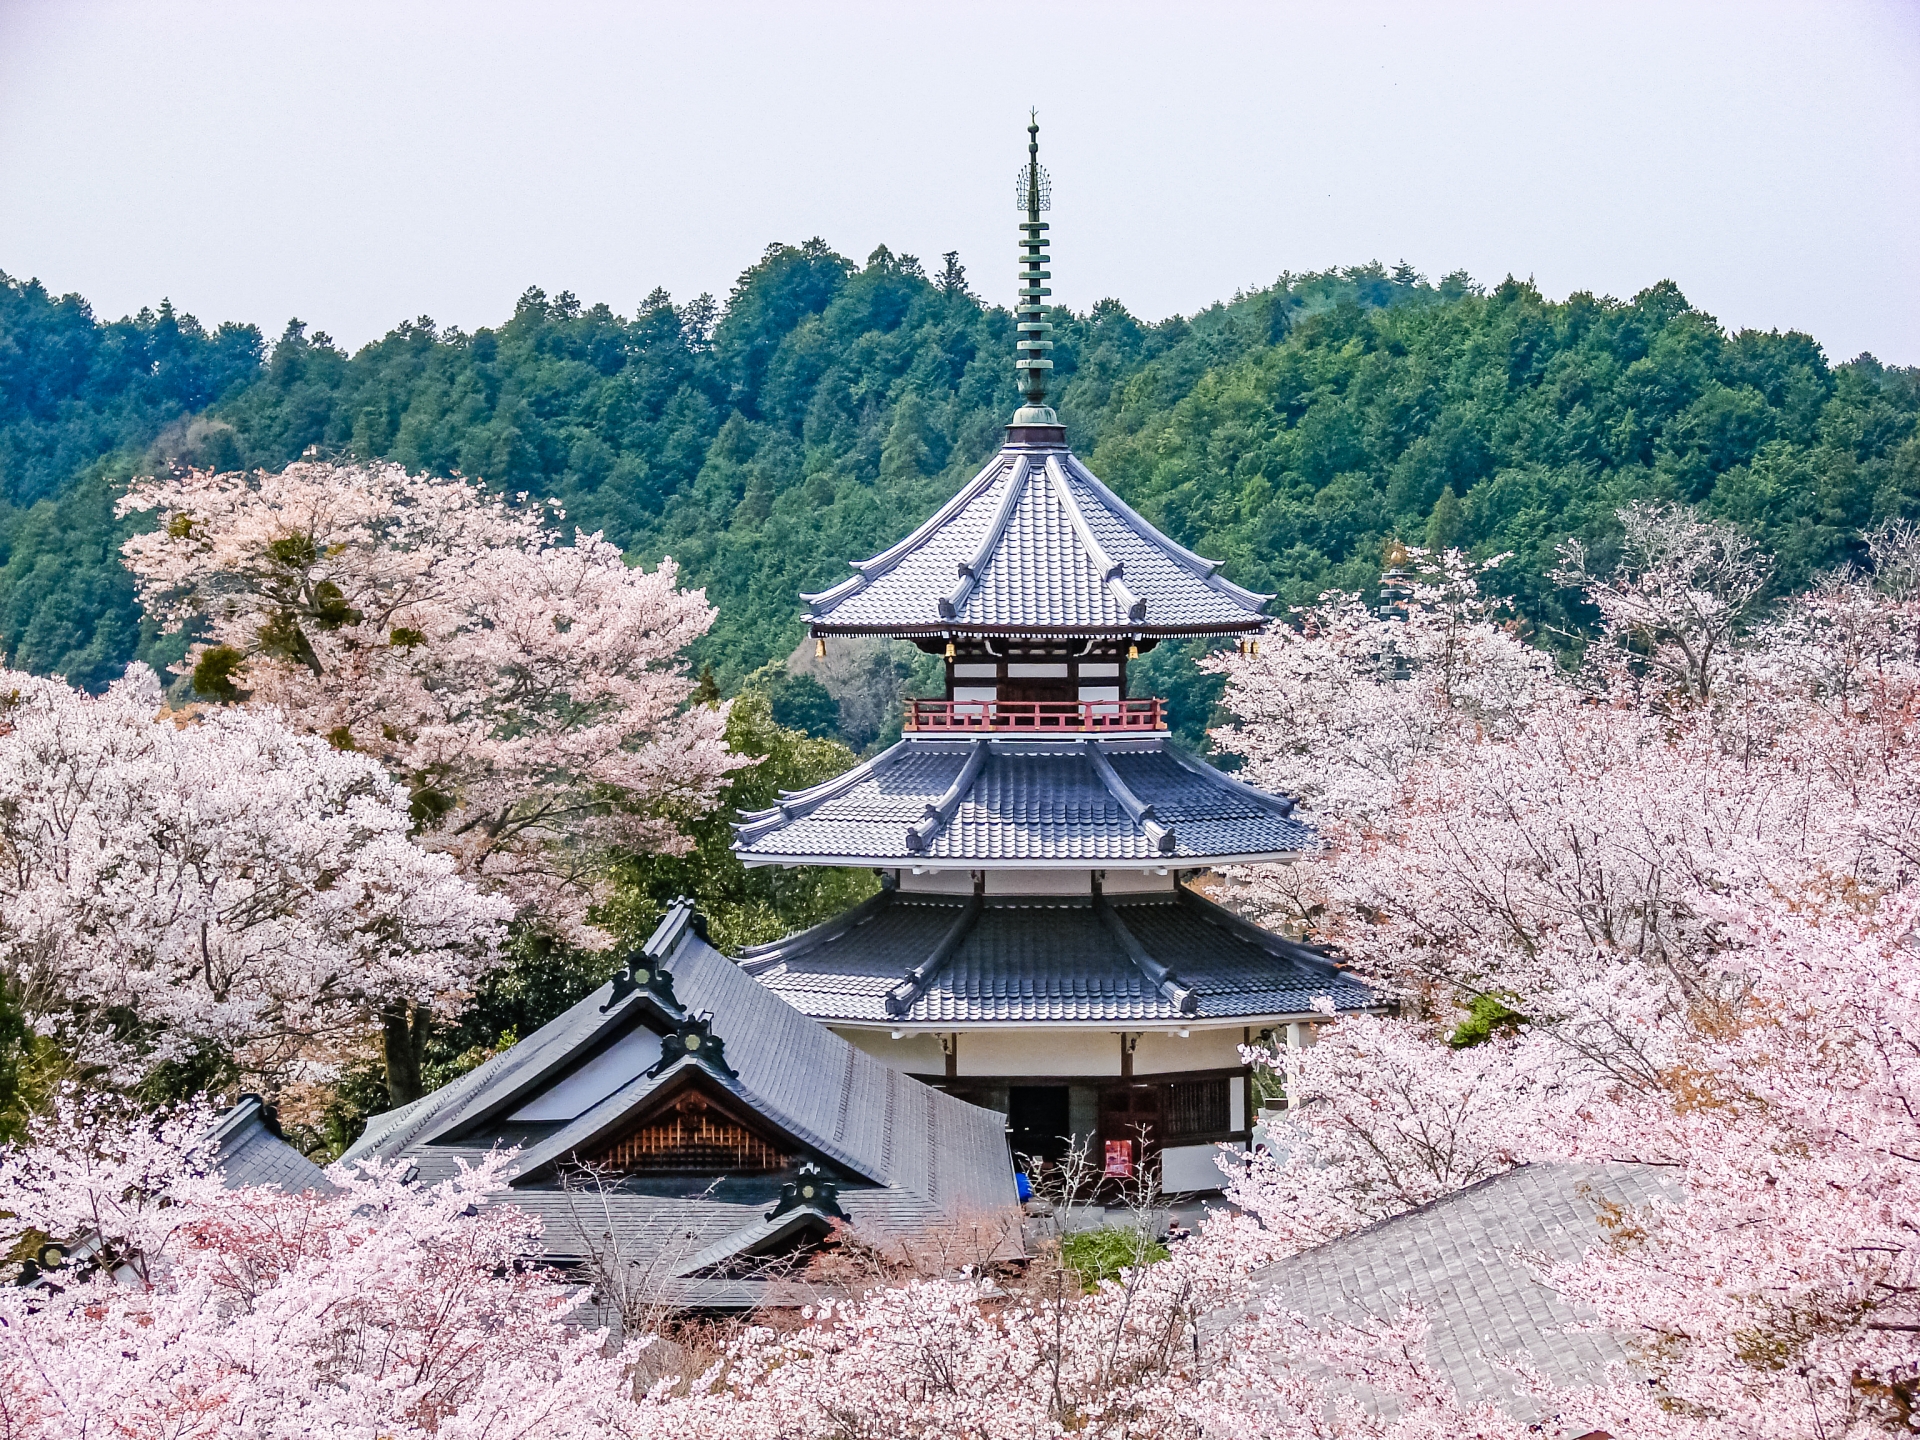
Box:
left=118, top=461, right=740, bottom=1099
left=0, top=664, right=508, bottom=1093
left=117, top=460, right=738, bottom=941
left=0, top=1100, right=647, bottom=1440
left=1206, top=507, right=1920, bottom=1434
left=1202, top=547, right=1550, bottom=825
left=1545, top=890, right=1920, bottom=1437
left=1553, top=500, right=1772, bottom=704
left=1227, top=1015, right=1544, bottom=1255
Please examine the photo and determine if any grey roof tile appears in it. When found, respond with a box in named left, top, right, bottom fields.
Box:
left=208, top=1097, right=337, bottom=1195
left=735, top=736, right=1314, bottom=866
left=1229, top=1163, right=1681, bottom=1423
left=339, top=903, right=1019, bottom=1298
left=803, top=440, right=1269, bottom=637
left=744, top=889, right=1375, bottom=1025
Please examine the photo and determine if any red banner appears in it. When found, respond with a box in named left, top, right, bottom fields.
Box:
left=1104, top=1139, right=1134, bottom=1178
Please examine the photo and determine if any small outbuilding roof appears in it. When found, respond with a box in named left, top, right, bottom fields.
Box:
left=740, top=885, right=1373, bottom=1026
left=1222, top=1162, right=1679, bottom=1424
left=209, top=1096, right=338, bottom=1194
left=734, top=734, right=1313, bottom=868
left=802, top=439, right=1271, bottom=639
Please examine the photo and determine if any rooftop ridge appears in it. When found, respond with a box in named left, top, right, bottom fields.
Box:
left=941, top=455, right=1030, bottom=619
left=801, top=453, right=1006, bottom=608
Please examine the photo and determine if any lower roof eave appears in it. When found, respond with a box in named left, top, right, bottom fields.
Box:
left=813, top=1008, right=1388, bottom=1034
left=737, top=850, right=1310, bottom=870
left=807, top=621, right=1266, bottom=639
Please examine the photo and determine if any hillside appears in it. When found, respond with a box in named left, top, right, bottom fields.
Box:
left=3, top=248, right=1917, bottom=744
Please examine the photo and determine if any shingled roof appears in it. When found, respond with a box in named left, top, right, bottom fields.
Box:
left=802, top=441, right=1271, bottom=639
left=734, top=734, right=1314, bottom=868
left=1220, top=1163, right=1679, bottom=1425
left=209, top=1096, right=337, bottom=1194
left=739, top=884, right=1373, bottom=1026
left=341, top=902, right=1018, bottom=1300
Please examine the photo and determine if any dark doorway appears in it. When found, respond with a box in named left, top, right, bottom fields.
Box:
left=1008, top=1085, right=1072, bottom=1162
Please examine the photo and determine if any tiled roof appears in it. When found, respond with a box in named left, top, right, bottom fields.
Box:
left=735, top=735, right=1314, bottom=866
left=739, top=886, right=1375, bottom=1025
left=803, top=442, right=1270, bottom=637
left=1223, top=1163, right=1680, bottom=1425
left=341, top=902, right=1019, bottom=1290
left=209, top=1096, right=337, bottom=1194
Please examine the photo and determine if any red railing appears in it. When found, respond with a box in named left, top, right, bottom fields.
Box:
left=904, top=698, right=1166, bottom=732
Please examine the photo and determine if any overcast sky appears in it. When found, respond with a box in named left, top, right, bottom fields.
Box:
left=3, top=1, right=1917, bottom=364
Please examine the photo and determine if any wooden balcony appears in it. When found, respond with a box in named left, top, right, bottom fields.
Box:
left=904, top=697, right=1166, bottom=733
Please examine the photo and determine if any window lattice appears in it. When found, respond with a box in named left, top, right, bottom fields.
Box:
left=1166, top=1078, right=1231, bottom=1139
left=591, top=1093, right=788, bottom=1174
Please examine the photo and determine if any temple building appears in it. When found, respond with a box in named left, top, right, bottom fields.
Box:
left=733, top=120, right=1376, bottom=1194
left=343, top=901, right=1017, bottom=1306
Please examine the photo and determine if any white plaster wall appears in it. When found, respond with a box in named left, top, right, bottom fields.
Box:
left=1132, top=1028, right=1248, bottom=1074
left=833, top=1027, right=947, bottom=1073
left=895, top=868, right=976, bottom=895
left=842, top=1025, right=1255, bottom=1079
left=985, top=869, right=1092, bottom=895
left=956, top=1028, right=1122, bottom=1077
left=1100, top=868, right=1177, bottom=895
left=892, top=870, right=1180, bottom=895
left=1161, top=1141, right=1244, bottom=1194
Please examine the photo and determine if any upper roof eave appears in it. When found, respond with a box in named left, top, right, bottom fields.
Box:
left=806, top=618, right=1268, bottom=639
left=735, top=849, right=1311, bottom=870
left=798, top=439, right=1274, bottom=630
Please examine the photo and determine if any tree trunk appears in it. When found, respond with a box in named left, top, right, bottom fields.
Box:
left=381, top=999, right=429, bottom=1107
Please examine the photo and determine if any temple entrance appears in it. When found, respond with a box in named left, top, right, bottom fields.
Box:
left=1008, top=1084, right=1071, bottom=1161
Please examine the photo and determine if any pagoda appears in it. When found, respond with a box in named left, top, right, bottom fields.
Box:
left=734, top=119, right=1375, bottom=1193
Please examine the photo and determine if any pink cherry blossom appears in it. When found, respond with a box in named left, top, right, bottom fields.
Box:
left=0, top=665, right=508, bottom=1087
left=118, top=461, right=740, bottom=944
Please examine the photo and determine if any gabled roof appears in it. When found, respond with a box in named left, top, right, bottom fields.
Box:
left=734, top=734, right=1314, bottom=868
left=210, top=1096, right=337, bottom=1194
left=343, top=902, right=1017, bottom=1223
left=1220, top=1163, right=1679, bottom=1424
left=739, top=885, right=1375, bottom=1026
left=802, top=440, right=1271, bottom=637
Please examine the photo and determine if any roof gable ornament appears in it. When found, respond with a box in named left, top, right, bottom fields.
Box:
left=647, top=1012, right=739, bottom=1081
left=767, top=1161, right=848, bottom=1221
left=602, top=897, right=707, bottom=1014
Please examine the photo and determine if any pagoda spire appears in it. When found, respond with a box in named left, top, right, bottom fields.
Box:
left=1013, top=111, right=1057, bottom=425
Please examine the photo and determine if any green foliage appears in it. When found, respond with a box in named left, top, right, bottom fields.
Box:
left=3, top=257, right=1917, bottom=751
left=0, top=275, right=263, bottom=507
left=598, top=689, right=880, bottom=955
left=1449, top=992, right=1528, bottom=1048
left=1060, top=1224, right=1169, bottom=1290
left=0, top=985, right=63, bottom=1145
left=192, top=644, right=246, bottom=701
left=761, top=667, right=841, bottom=739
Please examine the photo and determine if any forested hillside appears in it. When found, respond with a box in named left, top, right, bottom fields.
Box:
left=4, top=246, right=1917, bottom=743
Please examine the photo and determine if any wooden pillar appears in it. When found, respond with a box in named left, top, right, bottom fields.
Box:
left=1243, top=1025, right=1255, bottom=1130
left=944, top=1032, right=958, bottom=1081
left=1119, top=1031, right=1137, bottom=1079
